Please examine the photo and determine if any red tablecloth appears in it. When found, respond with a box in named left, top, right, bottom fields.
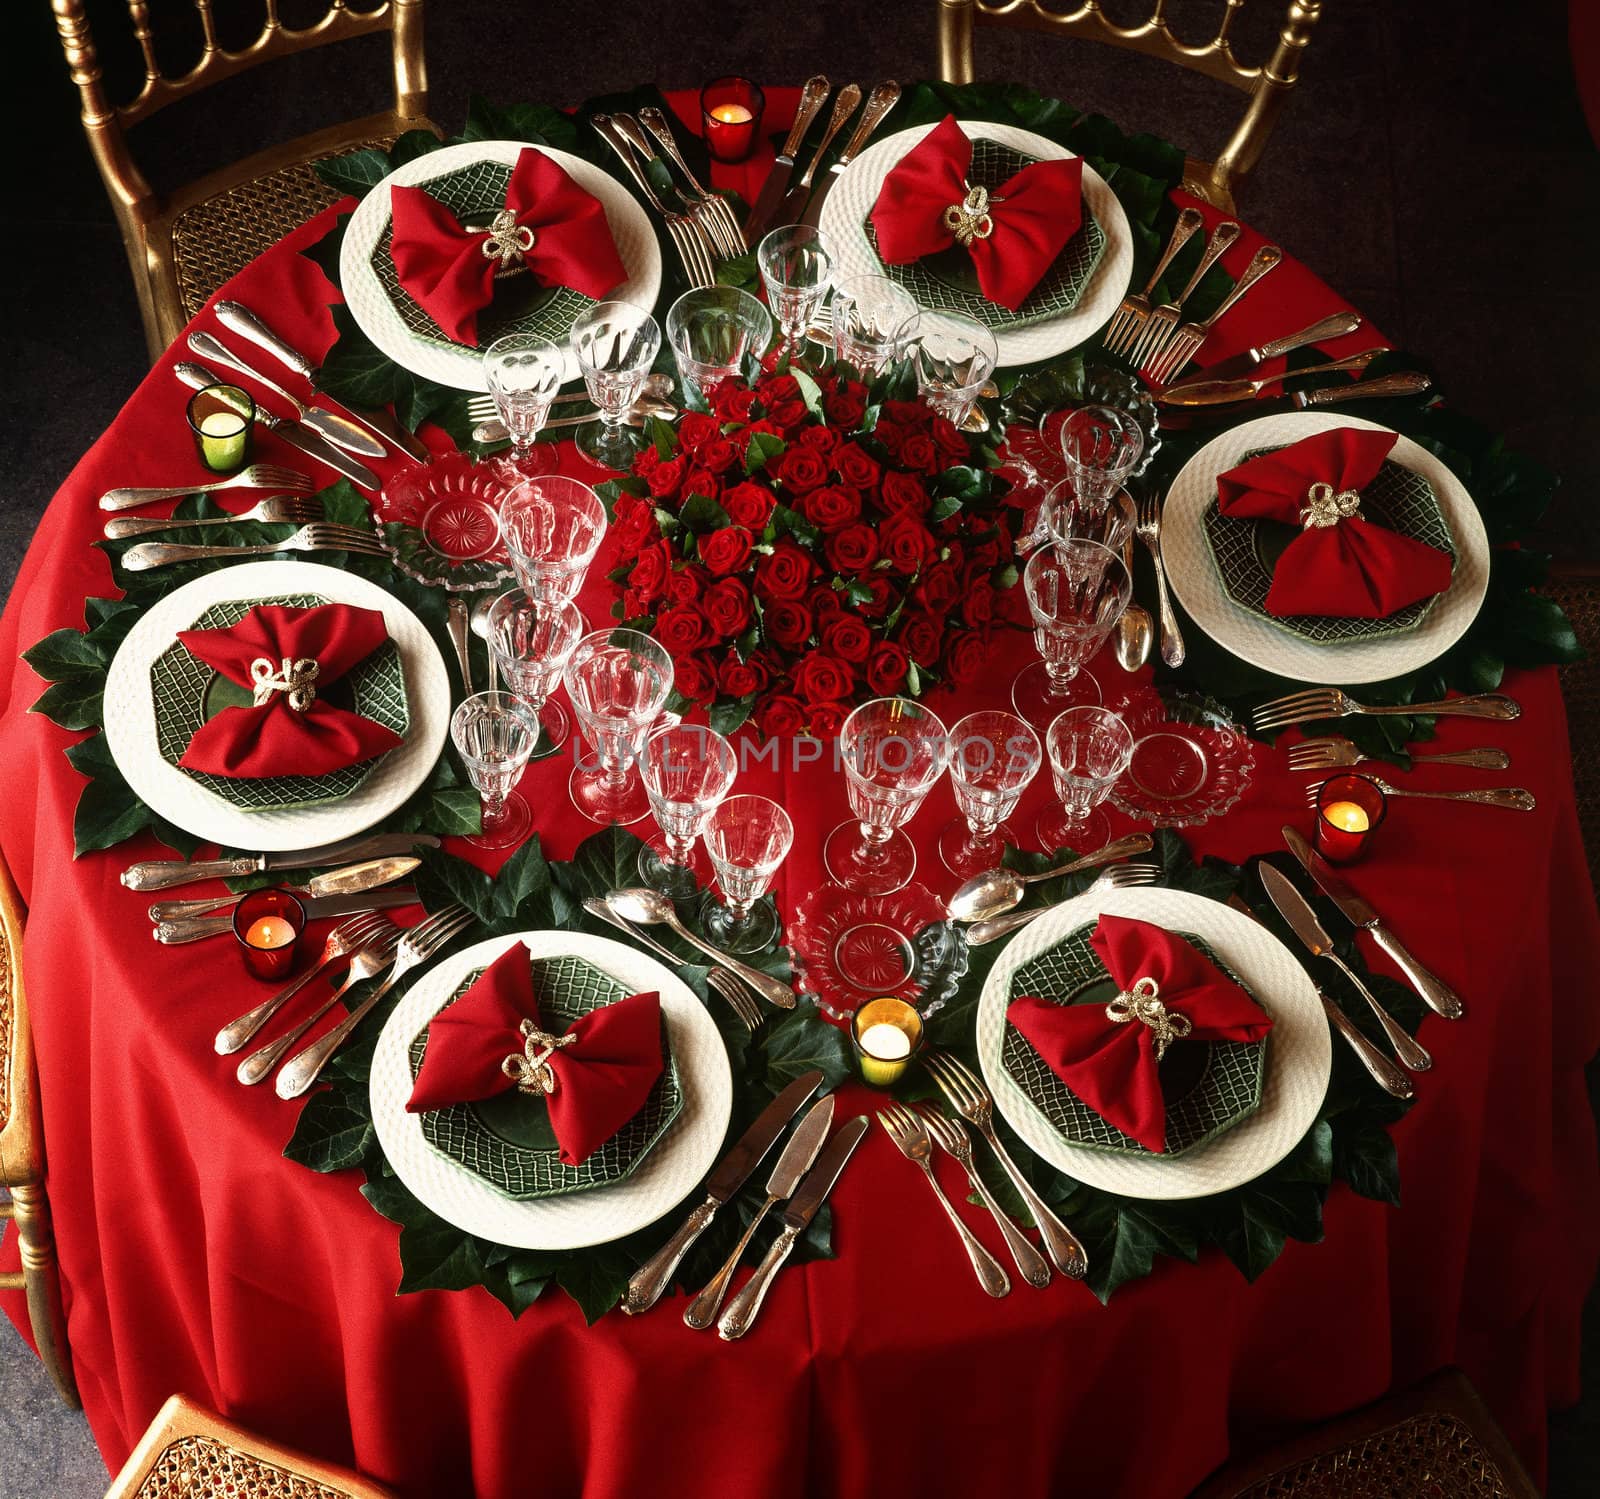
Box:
left=2, top=89, right=1596, bottom=1497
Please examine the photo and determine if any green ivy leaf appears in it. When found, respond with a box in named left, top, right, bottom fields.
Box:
left=23, top=629, right=105, bottom=682
left=557, top=826, right=651, bottom=906
left=283, top=1090, right=377, bottom=1173
left=461, top=96, right=581, bottom=152
left=314, top=147, right=390, bottom=200
left=30, top=677, right=104, bottom=731
left=553, top=1251, right=635, bottom=1325
left=1332, top=1117, right=1401, bottom=1205
left=414, top=847, right=496, bottom=923
left=756, top=1002, right=855, bottom=1096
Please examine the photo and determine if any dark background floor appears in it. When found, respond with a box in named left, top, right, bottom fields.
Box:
left=1, top=0, right=1597, bottom=1493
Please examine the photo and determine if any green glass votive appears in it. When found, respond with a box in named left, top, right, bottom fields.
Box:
left=851, top=996, right=925, bottom=1088
left=186, top=384, right=255, bottom=473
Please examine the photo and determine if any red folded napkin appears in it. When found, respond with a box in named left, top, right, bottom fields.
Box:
left=390, top=148, right=629, bottom=344
left=176, top=603, right=405, bottom=779
left=1007, top=915, right=1273, bottom=1154
left=1215, top=428, right=1453, bottom=619
left=406, top=943, right=664, bottom=1167
left=868, top=114, right=1084, bottom=312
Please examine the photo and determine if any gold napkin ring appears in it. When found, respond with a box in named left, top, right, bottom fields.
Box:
left=1300, top=480, right=1363, bottom=530
left=943, top=183, right=997, bottom=247
left=501, top=1018, right=577, bottom=1097
left=1105, top=976, right=1192, bottom=1062
left=482, top=208, right=536, bottom=269
left=249, top=656, right=319, bottom=712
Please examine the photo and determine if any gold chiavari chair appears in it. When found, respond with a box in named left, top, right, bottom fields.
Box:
left=934, top=0, right=1325, bottom=211
left=0, top=840, right=77, bottom=1407
left=104, top=1394, right=398, bottom=1498
left=50, top=0, right=435, bottom=359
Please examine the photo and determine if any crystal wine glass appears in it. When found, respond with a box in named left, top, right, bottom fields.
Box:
left=1012, top=538, right=1131, bottom=727
left=569, top=300, right=661, bottom=471
left=905, top=312, right=998, bottom=427
left=666, top=286, right=772, bottom=404
left=484, top=590, right=586, bottom=757
left=823, top=697, right=950, bottom=896
left=1043, top=480, right=1137, bottom=555
left=1036, top=705, right=1135, bottom=854
left=639, top=722, right=739, bottom=897
left=938, top=711, right=1043, bottom=878
left=483, top=334, right=564, bottom=479
left=829, top=274, right=919, bottom=376
left=497, top=475, right=607, bottom=603
left=1058, top=405, right=1144, bottom=520
left=450, top=691, right=543, bottom=851
left=562, top=628, right=674, bottom=826
left=702, top=795, right=794, bottom=954
left=757, top=225, right=835, bottom=362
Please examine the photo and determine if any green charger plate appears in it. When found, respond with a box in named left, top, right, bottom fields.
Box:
left=1001, top=923, right=1268, bottom=1158
left=409, top=953, right=683, bottom=1201
left=150, top=593, right=409, bottom=814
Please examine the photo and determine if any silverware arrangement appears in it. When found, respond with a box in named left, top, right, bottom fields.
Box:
left=121, top=833, right=440, bottom=892
left=119, top=521, right=387, bottom=572
left=104, top=495, right=324, bottom=538
left=1253, top=687, right=1521, bottom=733
left=1133, top=491, right=1184, bottom=667
left=1287, top=736, right=1510, bottom=773
left=99, top=463, right=313, bottom=513
left=593, top=113, right=723, bottom=288
left=148, top=854, right=418, bottom=923
left=1301, top=775, right=1535, bottom=812
left=964, top=863, right=1162, bottom=947
left=743, top=76, right=831, bottom=242
left=945, top=832, right=1155, bottom=923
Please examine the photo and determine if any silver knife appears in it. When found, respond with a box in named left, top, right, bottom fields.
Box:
left=685, top=1093, right=836, bottom=1329
left=146, top=854, right=420, bottom=921
left=799, top=80, right=900, bottom=229
left=776, top=84, right=862, bottom=226
left=743, top=75, right=831, bottom=244
left=1166, top=310, right=1364, bottom=388
left=1282, top=826, right=1464, bottom=1020
left=122, top=832, right=441, bottom=892
left=1159, top=370, right=1433, bottom=428
left=624, top=1069, right=825, bottom=1314
left=1158, top=349, right=1385, bottom=407
left=214, top=301, right=431, bottom=463
left=718, top=1114, right=869, bottom=1340
left=1259, top=863, right=1432, bottom=1073
left=154, top=885, right=419, bottom=944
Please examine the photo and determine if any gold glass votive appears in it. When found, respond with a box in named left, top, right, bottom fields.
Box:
left=851, top=996, right=924, bottom=1088
left=186, top=383, right=255, bottom=473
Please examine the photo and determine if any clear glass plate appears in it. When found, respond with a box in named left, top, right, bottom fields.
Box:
left=373, top=450, right=515, bottom=593
left=1107, top=685, right=1258, bottom=828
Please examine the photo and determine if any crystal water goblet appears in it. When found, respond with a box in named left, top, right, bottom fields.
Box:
left=483, top=334, right=564, bottom=478
left=639, top=723, right=738, bottom=898
left=905, top=312, right=998, bottom=427
left=450, top=691, right=543, bottom=851
left=569, top=300, right=661, bottom=471
left=823, top=697, right=950, bottom=896
left=666, top=287, right=772, bottom=404
left=829, top=274, right=919, bottom=375
left=497, top=475, right=607, bottom=603
left=1043, top=480, right=1136, bottom=555
left=757, top=224, right=835, bottom=361
left=1036, top=705, right=1135, bottom=854
left=702, top=795, right=794, bottom=954
left=484, top=590, right=586, bottom=757
left=562, top=628, right=674, bottom=826
left=1059, top=404, right=1144, bottom=520
left=938, top=711, right=1043, bottom=878
left=1012, top=538, right=1131, bottom=726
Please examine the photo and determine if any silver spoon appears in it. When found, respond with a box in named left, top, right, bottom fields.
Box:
left=470, top=593, right=500, bottom=691
left=1115, top=532, right=1155, bottom=671
left=945, top=833, right=1154, bottom=923
left=605, top=888, right=797, bottom=1010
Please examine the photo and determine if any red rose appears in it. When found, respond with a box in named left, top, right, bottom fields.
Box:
left=683, top=467, right=719, bottom=502
left=656, top=605, right=707, bottom=655
left=802, top=483, right=862, bottom=532
left=931, top=415, right=969, bottom=465
left=791, top=651, right=854, bottom=704
left=633, top=447, right=661, bottom=477
left=874, top=419, right=906, bottom=459
left=834, top=444, right=880, bottom=491
left=714, top=384, right=758, bottom=422
left=678, top=411, right=720, bottom=451
left=825, top=523, right=879, bottom=574
left=822, top=613, right=873, bottom=664
left=866, top=641, right=911, bottom=695
left=718, top=657, right=762, bottom=698
left=647, top=456, right=686, bottom=499
left=879, top=470, right=930, bottom=516
left=700, top=437, right=739, bottom=475
left=665, top=563, right=710, bottom=606
left=798, top=425, right=842, bottom=458
left=913, top=562, right=962, bottom=617
left=962, top=581, right=995, bottom=627
left=736, top=417, right=784, bottom=459
left=698, top=525, right=753, bottom=577
left=722, top=480, right=776, bottom=531
left=884, top=400, right=929, bottom=426
left=757, top=373, right=800, bottom=405
left=777, top=446, right=829, bottom=494
left=756, top=693, right=807, bottom=738
left=898, top=610, right=942, bottom=667
left=899, top=433, right=940, bottom=475
left=767, top=398, right=808, bottom=431
left=628, top=538, right=674, bottom=604
left=765, top=600, right=815, bottom=650
left=943, top=628, right=993, bottom=685
left=824, top=390, right=866, bottom=428
left=674, top=652, right=717, bottom=705
left=704, top=577, right=754, bottom=637
left=754, top=542, right=817, bottom=602
left=881, top=511, right=937, bottom=576
left=854, top=573, right=897, bottom=619
left=808, top=583, right=845, bottom=621
left=612, top=495, right=658, bottom=552
left=806, top=701, right=850, bottom=739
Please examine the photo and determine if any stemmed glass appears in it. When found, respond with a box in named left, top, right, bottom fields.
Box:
left=483, top=334, right=564, bottom=479
left=757, top=225, right=835, bottom=361
left=905, top=312, right=998, bottom=427
left=823, top=697, right=950, bottom=896
left=562, top=628, right=674, bottom=826
left=1058, top=405, right=1144, bottom=520
left=450, top=692, right=543, bottom=851
left=569, top=300, right=661, bottom=471
left=702, top=795, right=794, bottom=954
left=1043, top=480, right=1136, bottom=555
left=497, top=475, right=607, bottom=603
left=939, top=711, right=1043, bottom=878
left=1036, top=705, right=1135, bottom=854
left=666, top=287, right=772, bottom=404
left=829, top=274, right=918, bottom=375
left=484, top=590, right=586, bottom=756
left=638, top=723, right=738, bottom=898
left=1012, top=538, right=1131, bottom=726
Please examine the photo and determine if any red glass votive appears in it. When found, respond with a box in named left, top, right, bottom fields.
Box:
left=232, top=887, right=306, bottom=980
left=700, top=77, right=765, bottom=163
left=1313, top=774, right=1387, bottom=865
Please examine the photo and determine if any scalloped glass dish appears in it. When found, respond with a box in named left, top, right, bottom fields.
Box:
left=1107, top=686, right=1258, bottom=828
left=373, top=450, right=515, bottom=593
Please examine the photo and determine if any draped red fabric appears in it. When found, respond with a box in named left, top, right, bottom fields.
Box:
left=0, top=87, right=1595, bottom=1499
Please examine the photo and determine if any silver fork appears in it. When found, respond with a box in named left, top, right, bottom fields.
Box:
left=592, top=114, right=716, bottom=288
left=877, top=1104, right=1010, bottom=1298
left=915, top=1104, right=1051, bottom=1289
left=1253, top=686, right=1521, bottom=733
left=1287, top=736, right=1511, bottom=773
left=276, top=905, right=476, bottom=1099
left=104, top=495, right=324, bottom=539
left=638, top=106, right=747, bottom=255
left=965, top=864, right=1161, bottom=947
left=120, top=522, right=388, bottom=571
left=215, top=913, right=393, bottom=1056
left=1144, top=243, right=1283, bottom=385
left=1102, top=206, right=1204, bottom=357
left=1127, top=221, right=1240, bottom=370
left=99, top=463, right=313, bottom=512
left=921, top=1051, right=1088, bottom=1279
left=1134, top=493, right=1184, bottom=668
left=1303, top=776, right=1536, bottom=812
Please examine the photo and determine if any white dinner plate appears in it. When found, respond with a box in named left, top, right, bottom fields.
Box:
left=976, top=886, right=1331, bottom=1200
left=819, top=120, right=1133, bottom=368
left=1160, top=412, right=1491, bottom=685
left=101, top=560, right=448, bottom=853
left=340, top=139, right=662, bottom=392
left=370, top=931, right=732, bottom=1250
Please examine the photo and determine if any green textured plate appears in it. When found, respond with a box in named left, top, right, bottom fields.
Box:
left=864, top=138, right=1107, bottom=332
left=1202, top=451, right=1455, bottom=645
left=1001, top=923, right=1267, bottom=1158
left=150, top=593, right=409, bottom=813
left=409, top=953, right=683, bottom=1201
left=372, top=158, right=594, bottom=350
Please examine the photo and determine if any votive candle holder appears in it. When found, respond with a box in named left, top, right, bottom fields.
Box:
left=232, top=887, right=306, bottom=981
left=851, top=996, right=924, bottom=1088
left=1313, top=774, right=1387, bottom=864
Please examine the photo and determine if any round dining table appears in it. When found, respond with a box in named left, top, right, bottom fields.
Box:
left=2, top=85, right=1597, bottom=1498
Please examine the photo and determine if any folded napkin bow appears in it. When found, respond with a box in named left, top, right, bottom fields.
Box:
left=176, top=603, right=405, bottom=779
left=868, top=114, right=1084, bottom=313
left=1215, top=427, right=1453, bottom=619
left=390, top=148, right=628, bottom=345
left=406, top=944, right=664, bottom=1167
left=1007, top=915, right=1273, bottom=1153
